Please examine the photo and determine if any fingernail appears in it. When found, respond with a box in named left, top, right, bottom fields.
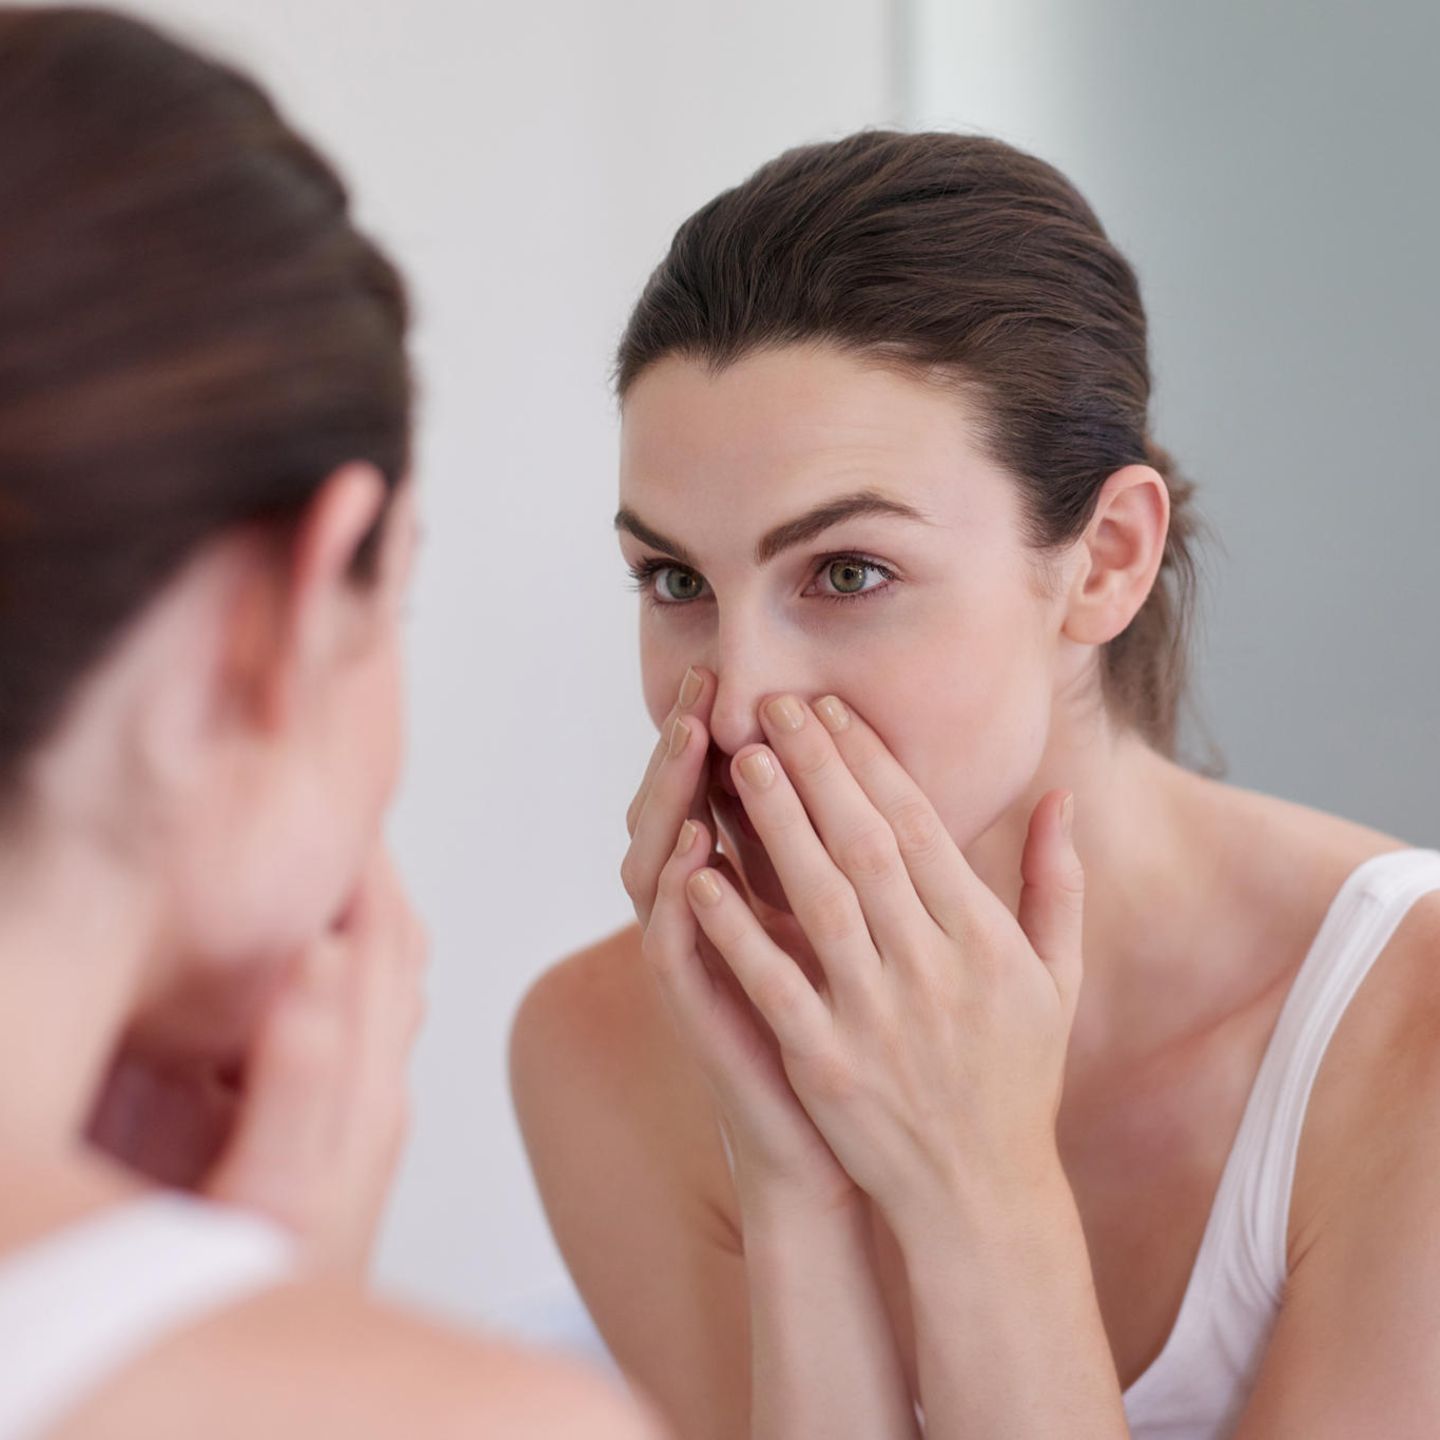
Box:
left=676, top=819, right=698, bottom=856
left=688, top=869, right=723, bottom=907
left=815, top=695, right=849, bottom=733
left=764, top=695, right=805, bottom=733
left=678, top=666, right=702, bottom=709
left=1061, top=792, right=1075, bottom=839
left=668, top=716, right=690, bottom=758
left=738, top=749, right=776, bottom=789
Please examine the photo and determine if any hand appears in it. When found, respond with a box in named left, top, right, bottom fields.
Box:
left=680, top=693, right=1084, bottom=1236
left=87, top=844, right=428, bottom=1275
left=622, top=668, right=857, bottom=1212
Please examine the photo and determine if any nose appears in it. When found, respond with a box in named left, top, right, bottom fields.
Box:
left=705, top=618, right=815, bottom=759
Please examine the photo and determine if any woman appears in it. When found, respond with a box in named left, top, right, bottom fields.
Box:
left=511, top=130, right=1440, bottom=1438
left=0, top=9, right=661, bottom=1439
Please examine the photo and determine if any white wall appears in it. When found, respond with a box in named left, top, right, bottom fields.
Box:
left=89, top=0, right=895, bottom=1328
left=906, top=0, right=1440, bottom=839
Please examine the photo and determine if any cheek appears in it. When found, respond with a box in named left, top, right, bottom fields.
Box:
left=837, top=597, right=1053, bottom=844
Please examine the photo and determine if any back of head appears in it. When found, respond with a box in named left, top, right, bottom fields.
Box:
left=617, top=129, right=1202, bottom=756
left=0, top=5, right=413, bottom=826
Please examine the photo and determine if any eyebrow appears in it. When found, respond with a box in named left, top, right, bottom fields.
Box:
left=614, top=489, right=934, bottom=569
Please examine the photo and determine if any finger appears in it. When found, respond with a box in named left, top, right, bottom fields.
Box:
left=622, top=708, right=714, bottom=927
left=339, top=857, right=428, bottom=1180
left=1017, top=789, right=1085, bottom=1018
left=685, top=862, right=831, bottom=1058
left=626, top=665, right=713, bottom=837
left=729, top=741, right=877, bottom=1000
left=811, top=694, right=984, bottom=935
left=645, top=820, right=764, bottom=1089
left=206, top=937, right=348, bottom=1229
left=756, top=694, right=932, bottom=948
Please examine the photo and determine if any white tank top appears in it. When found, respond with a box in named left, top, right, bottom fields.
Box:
left=0, top=1189, right=296, bottom=1440
left=1122, top=845, right=1440, bottom=1437
left=711, top=845, right=1440, bottom=1437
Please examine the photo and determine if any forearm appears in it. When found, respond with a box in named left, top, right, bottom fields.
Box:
left=896, top=1161, right=1129, bottom=1439
left=739, top=1182, right=921, bottom=1440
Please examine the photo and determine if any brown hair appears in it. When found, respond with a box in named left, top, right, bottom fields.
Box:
left=0, top=6, right=413, bottom=820
left=617, top=130, right=1203, bottom=757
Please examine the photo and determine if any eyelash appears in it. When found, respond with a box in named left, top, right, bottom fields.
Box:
left=625, top=554, right=899, bottom=609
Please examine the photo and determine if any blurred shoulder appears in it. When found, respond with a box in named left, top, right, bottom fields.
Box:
left=50, top=1278, right=667, bottom=1440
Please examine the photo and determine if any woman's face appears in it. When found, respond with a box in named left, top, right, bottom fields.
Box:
left=618, top=344, right=1081, bottom=894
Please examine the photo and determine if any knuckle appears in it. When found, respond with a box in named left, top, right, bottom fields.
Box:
left=752, top=968, right=806, bottom=1029
left=805, top=1049, right=855, bottom=1103
left=788, top=739, right=833, bottom=783
left=802, top=883, right=862, bottom=946
left=618, top=851, right=643, bottom=900
left=889, top=797, right=947, bottom=860
left=837, top=825, right=901, bottom=884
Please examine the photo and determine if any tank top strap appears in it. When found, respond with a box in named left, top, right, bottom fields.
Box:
left=1226, top=846, right=1440, bottom=1310
left=0, top=1189, right=296, bottom=1440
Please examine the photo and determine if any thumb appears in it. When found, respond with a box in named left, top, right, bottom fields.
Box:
left=1016, top=789, right=1085, bottom=1017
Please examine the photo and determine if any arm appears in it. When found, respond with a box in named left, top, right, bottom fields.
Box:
left=896, top=1160, right=1126, bottom=1438
left=511, top=931, right=920, bottom=1440
left=740, top=1182, right=920, bottom=1440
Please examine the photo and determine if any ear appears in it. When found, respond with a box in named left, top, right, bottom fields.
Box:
left=226, top=462, right=393, bottom=735
left=1061, top=464, right=1169, bottom=646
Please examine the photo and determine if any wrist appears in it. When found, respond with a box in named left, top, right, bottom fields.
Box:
left=730, top=1153, right=865, bottom=1232
left=885, top=1144, right=1075, bottom=1261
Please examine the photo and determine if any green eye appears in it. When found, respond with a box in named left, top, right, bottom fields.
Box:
left=659, top=567, right=705, bottom=602
left=827, top=559, right=871, bottom=594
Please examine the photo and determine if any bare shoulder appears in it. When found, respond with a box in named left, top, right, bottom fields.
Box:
left=509, top=922, right=724, bottom=1184
left=50, top=1278, right=667, bottom=1440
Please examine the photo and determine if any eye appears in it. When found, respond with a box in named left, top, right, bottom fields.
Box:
left=810, top=557, right=893, bottom=600
left=628, top=560, right=710, bottom=605
left=656, top=566, right=707, bottom=603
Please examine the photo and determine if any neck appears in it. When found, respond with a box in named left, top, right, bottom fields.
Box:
left=967, top=712, right=1235, bottom=1081
left=0, top=821, right=161, bottom=1156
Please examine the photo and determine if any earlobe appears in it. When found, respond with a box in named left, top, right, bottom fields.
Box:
left=1060, top=464, right=1169, bottom=647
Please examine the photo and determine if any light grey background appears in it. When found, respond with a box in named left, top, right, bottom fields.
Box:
left=57, top=0, right=1436, bottom=1337
left=908, top=0, right=1440, bottom=840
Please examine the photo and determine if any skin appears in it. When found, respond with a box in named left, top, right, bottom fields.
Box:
left=0, top=465, right=664, bottom=1440
left=512, top=342, right=1440, bottom=1438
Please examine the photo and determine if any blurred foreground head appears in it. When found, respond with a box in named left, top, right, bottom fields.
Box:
left=0, top=6, right=418, bottom=1052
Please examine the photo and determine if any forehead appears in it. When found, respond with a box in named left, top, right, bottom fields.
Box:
left=618, top=344, right=1012, bottom=536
